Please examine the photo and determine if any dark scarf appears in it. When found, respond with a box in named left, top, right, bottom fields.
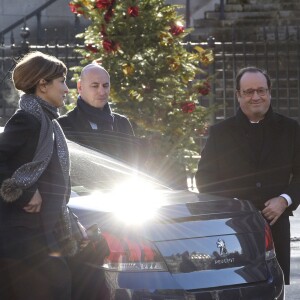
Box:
left=77, top=96, right=114, bottom=131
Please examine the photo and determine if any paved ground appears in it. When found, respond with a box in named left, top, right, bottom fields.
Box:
left=285, top=208, right=300, bottom=299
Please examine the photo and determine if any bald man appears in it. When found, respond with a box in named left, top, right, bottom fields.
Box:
left=58, top=63, right=134, bottom=135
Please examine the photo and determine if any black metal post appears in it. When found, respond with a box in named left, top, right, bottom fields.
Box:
left=36, top=11, right=42, bottom=44
left=186, top=0, right=190, bottom=28
left=207, top=36, right=216, bottom=124
left=220, top=0, right=225, bottom=20
left=20, top=22, right=30, bottom=55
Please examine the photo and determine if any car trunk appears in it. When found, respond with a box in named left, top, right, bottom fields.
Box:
left=143, top=198, right=268, bottom=290
left=70, top=193, right=270, bottom=289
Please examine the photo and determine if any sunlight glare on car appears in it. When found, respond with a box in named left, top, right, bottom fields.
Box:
left=108, top=177, right=164, bottom=225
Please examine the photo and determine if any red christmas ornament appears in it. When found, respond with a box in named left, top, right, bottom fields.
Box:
left=169, top=22, right=184, bottom=36
left=198, top=82, right=210, bottom=96
left=96, top=0, right=113, bottom=10
left=127, top=6, right=139, bottom=17
left=104, top=8, right=114, bottom=23
left=85, top=44, right=99, bottom=53
left=103, top=39, right=119, bottom=52
left=180, top=101, right=196, bottom=113
left=69, top=3, right=84, bottom=15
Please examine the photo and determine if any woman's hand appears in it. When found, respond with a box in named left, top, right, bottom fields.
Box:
left=23, top=189, right=42, bottom=213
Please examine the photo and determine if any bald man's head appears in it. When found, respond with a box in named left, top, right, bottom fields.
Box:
left=80, top=63, right=110, bottom=81
left=77, top=63, right=110, bottom=109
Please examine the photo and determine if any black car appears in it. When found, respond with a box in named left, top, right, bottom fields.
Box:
left=67, top=140, right=285, bottom=300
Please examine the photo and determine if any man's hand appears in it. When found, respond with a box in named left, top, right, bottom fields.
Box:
left=23, top=189, right=42, bottom=213
left=262, top=196, right=288, bottom=225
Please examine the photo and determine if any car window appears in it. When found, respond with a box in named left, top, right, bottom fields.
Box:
left=65, top=131, right=147, bottom=167
left=68, top=140, right=168, bottom=195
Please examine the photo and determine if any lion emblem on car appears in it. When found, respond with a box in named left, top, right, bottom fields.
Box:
left=217, top=239, right=228, bottom=257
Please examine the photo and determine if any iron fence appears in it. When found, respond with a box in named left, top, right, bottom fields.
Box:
left=208, top=25, right=300, bottom=124
left=2, top=24, right=300, bottom=127
left=0, top=43, right=83, bottom=125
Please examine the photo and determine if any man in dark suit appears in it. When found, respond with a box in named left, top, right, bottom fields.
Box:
left=57, top=63, right=143, bottom=165
left=58, top=63, right=134, bottom=135
left=195, top=66, right=300, bottom=285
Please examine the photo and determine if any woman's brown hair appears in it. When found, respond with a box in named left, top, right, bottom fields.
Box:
left=12, top=51, right=67, bottom=94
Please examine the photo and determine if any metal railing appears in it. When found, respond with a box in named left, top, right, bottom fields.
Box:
left=2, top=26, right=300, bottom=123
left=0, top=0, right=59, bottom=45
left=0, top=0, right=86, bottom=125
left=0, top=40, right=84, bottom=125
left=2, top=1, right=300, bottom=125
left=208, top=25, right=300, bottom=124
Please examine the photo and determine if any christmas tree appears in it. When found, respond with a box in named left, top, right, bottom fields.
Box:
left=68, top=0, right=214, bottom=183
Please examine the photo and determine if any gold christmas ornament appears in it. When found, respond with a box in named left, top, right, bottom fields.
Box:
left=167, top=57, right=180, bottom=71
left=194, top=46, right=214, bottom=66
left=122, top=63, right=135, bottom=76
left=159, top=32, right=174, bottom=46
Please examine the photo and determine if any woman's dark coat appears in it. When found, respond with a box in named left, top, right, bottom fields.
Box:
left=0, top=110, right=68, bottom=249
left=0, top=110, right=71, bottom=299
